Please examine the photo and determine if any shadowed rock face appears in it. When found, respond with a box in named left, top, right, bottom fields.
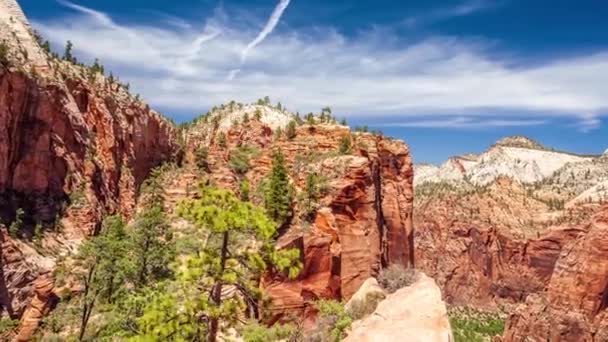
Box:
left=502, top=205, right=608, bottom=341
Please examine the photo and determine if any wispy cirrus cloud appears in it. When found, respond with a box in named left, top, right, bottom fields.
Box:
left=376, top=117, right=548, bottom=129
left=403, top=0, right=498, bottom=28
left=33, top=0, right=608, bottom=129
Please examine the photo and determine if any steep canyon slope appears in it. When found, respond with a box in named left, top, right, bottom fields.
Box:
left=413, top=136, right=608, bottom=340
left=0, top=0, right=180, bottom=338
left=182, top=106, right=415, bottom=324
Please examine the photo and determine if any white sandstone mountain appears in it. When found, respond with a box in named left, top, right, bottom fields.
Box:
left=415, top=136, right=601, bottom=186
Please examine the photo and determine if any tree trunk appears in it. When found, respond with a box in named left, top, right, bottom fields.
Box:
left=138, top=237, right=151, bottom=285
left=207, top=231, right=229, bottom=342
left=79, top=263, right=97, bottom=341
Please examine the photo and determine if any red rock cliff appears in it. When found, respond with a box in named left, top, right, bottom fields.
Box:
left=0, top=5, right=180, bottom=337
left=186, top=118, right=414, bottom=323
left=502, top=205, right=608, bottom=341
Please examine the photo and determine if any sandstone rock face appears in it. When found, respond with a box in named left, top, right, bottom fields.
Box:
left=415, top=177, right=588, bottom=309
left=345, top=273, right=452, bottom=342
left=414, top=137, right=607, bottom=311
left=502, top=205, right=608, bottom=341
left=14, top=272, right=56, bottom=342
left=185, top=115, right=414, bottom=322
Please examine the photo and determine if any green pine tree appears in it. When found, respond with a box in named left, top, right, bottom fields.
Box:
left=302, top=173, right=320, bottom=220
left=135, top=186, right=300, bottom=342
left=264, top=150, right=294, bottom=225
left=63, top=40, right=74, bottom=62
left=130, top=206, right=174, bottom=287
left=75, top=215, right=131, bottom=340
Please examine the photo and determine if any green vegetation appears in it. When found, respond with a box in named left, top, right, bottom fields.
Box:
left=75, top=215, right=131, bottom=340
left=217, top=132, right=227, bottom=147
left=353, top=125, right=369, bottom=133
left=194, top=146, right=210, bottom=172
left=298, top=172, right=322, bottom=221
left=229, top=145, right=260, bottom=175
left=136, top=186, right=301, bottom=341
left=63, top=40, right=75, bottom=63
left=346, top=292, right=385, bottom=321
left=240, top=179, right=251, bottom=201
left=378, top=264, right=417, bottom=294
left=0, top=41, right=9, bottom=66
left=9, top=208, right=24, bottom=238
left=240, top=321, right=299, bottom=342
left=264, top=149, right=294, bottom=226
left=286, top=120, right=297, bottom=140
left=449, top=308, right=505, bottom=342
left=130, top=206, right=174, bottom=286
left=308, top=300, right=353, bottom=342
left=0, top=317, right=18, bottom=338
left=254, top=108, right=263, bottom=120
left=338, top=135, right=352, bottom=154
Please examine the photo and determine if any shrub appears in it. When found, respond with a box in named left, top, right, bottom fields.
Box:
left=286, top=120, right=297, bottom=140
left=449, top=308, right=505, bottom=342
left=338, top=135, right=351, bottom=155
left=240, top=180, right=250, bottom=201
left=0, top=42, right=9, bottom=66
left=346, top=291, right=386, bottom=320
left=378, top=264, right=417, bottom=293
left=34, top=222, right=44, bottom=244
left=194, top=146, right=209, bottom=172
left=0, top=317, right=18, bottom=337
left=241, top=321, right=298, bottom=342
left=274, top=127, right=283, bottom=140
left=217, top=132, right=227, bottom=147
left=229, top=146, right=259, bottom=175
left=306, top=300, right=352, bottom=342
left=9, top=208, right=24, bottom=238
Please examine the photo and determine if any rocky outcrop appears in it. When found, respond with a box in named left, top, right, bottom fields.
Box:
left=344, top=278, right=385, bottom=314
left=14, top=272, right=56, bottom=342
left=185, top=116, right=414, bottom=323
left=502, top=205, right=608, bottom=341
left=345, top=273, right=452, bottom=342
left=262, top=132, right=414, bottom=322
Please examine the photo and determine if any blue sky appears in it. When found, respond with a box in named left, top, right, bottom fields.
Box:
left=18, top=0, right=608, bottom=163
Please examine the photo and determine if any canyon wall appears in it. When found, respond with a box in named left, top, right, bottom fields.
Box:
left=0, top=3, right=181, bottom=336
left=186, top=118, right=414, bottom=324
left=503, top=205, right=608, bottom=341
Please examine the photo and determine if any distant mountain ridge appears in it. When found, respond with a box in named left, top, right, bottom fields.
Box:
left=415, top=135, right=603, bottom=187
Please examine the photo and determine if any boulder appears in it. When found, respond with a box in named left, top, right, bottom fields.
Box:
left=345, top=273, right=453, bottom=342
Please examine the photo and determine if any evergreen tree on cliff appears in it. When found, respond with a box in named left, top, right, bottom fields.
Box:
left=264, top=149, right=294, bottom=226
left=134, top=186, right=301, bottom=342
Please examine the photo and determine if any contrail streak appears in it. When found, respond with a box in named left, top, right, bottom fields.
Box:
left=228, top=0, right=291, bottom=80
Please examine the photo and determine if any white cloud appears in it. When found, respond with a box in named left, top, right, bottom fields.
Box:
left=34, top=1, right=608, bottom=128
left=376, top=117, right=547, bottom=129
left=403, top=0, right=496, bottom=28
